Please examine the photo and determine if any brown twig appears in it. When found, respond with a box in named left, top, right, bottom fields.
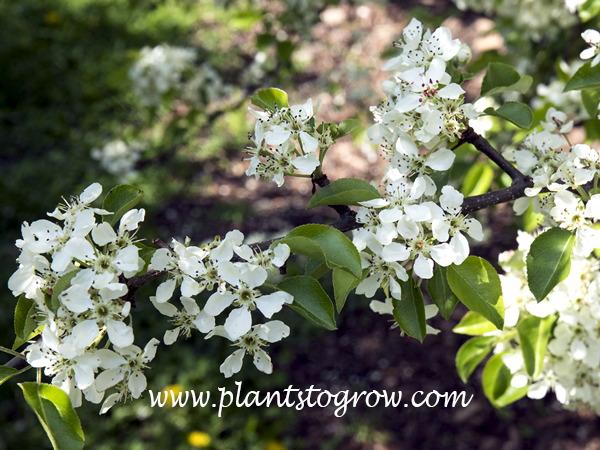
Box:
left=460, top=126, right=525, bottom=180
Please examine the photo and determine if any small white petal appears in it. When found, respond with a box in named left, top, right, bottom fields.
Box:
left=253, top=349, right=273, bottom=374
left=224, top=307, right=252, bottom=340
left=155, top=279, right=177, bottom=303
left=220, top=349, right=245, bottom=378
left=164, top=328, right=180, bottom=345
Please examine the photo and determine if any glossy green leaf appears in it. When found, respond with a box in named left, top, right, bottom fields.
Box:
left=581, top=89, right=600, bottom=117
left=480, top=62, right=532, bottom=97
left=250, top=88, right=289, bottom=111
left=332, top=268, right=360, bottom=313
left=307, top=178, right=381, bottom=209
left=102, top=185, right=144, bottom=227
left=523, top=202, right=544, bottom=233
left=517, top=315, right=557, bottom=378
left=461, top=163, right=494, bottom=197
left=482, top=354, right=529, bottom=408
left=13, top=292, right=43, bottom=350
left=481, top=62, right=520, bottom=96
left=305, top=259, right=329, bottom=279
left=0, top=366, right=20, bottom=386
left=278, top=276, right=336, bottom=330
left=51, top=270, right=80, bottom=313
left=20, top=382, right=85, bottom=450
left=334, top=119, right=360, bottom=139
left=447, top=256, right=504, bottom=330
left=427, top=265, right=458, bottom=319
left=564, top=61, right=600, bottom=92
left=484, top=102, right=533, bottom=129
left=278, top=224, right=362, bottom=277
left=526, top=227, right=575, bottom=302
left=393, top=277, right=426, bottom=342
left=453, top=311, right=499, bottom=335
left=456, top=336, right=496, bottom=383
left=0, top=363, right=30, bottom=385
left=14, top=294, right=34, bottom=340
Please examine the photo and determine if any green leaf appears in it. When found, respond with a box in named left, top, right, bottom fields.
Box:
left=250, top=88, right=289, bottom=112
left=517, top=315, right=557, bottom=379
left=580, top=0, right=600, bottom=21
left=304, top=259, right=329, bottom=279
left=14, top=294, right=34, bottom=340
left=456, top=336, right=496, bottom=383
left=481, top=63, right=520, bottom=96
left=447, top=63, right=474, bottom=84
left=482, top=353, right=528, bottom=408
left=484, top=102, right=533, bottom=129
left=447, top=256, right=504, bottom=330
left=564, top=62, right=600, bottom=92
left=393, top=277, right=426, bottom=342
left=581, top=89, right=600, bottom=117
left=278, top=276, right=336, bottom=330
left=278, top=224, right=362, bottom=277
left=333, top=119, right=360, bottom=139
left=461, top=163, right=494, bottom=197
left=51, top=270, right=80, bottom=313
left=427, top=265, right=458, bottom=319
left=0, top=366, right=20, bottom=386
left=307, top=178, right=381, bottom=209
left=0, top=364, right=30, bottom=385
left=102, top=185, right=144, bottom=227
left=480, top=62, right=532, bottom=97
left=526, top=227, right=575, bottom=302
left=332, top=268, right=361, bottom=313
left=453, top=311, right=498, bottom=335
left=19, top=382, right=85, bottom=450
left=136, top=243, right=156, bottom=274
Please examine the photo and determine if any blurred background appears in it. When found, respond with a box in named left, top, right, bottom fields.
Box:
left=2, top=0, right=600, bottom=448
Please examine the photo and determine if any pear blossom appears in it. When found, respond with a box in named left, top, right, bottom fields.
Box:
left=96, top=338, right=160, bottom=413
left=204, top=261, right=293, bottom=340
left=245, top=97, right=323, bottom=186
left=150, top=296, right=214, bottom=344
left=207, top=321, right=290, bottom=377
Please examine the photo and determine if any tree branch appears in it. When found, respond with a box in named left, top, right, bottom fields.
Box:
left=461, top=126, right=525, bottom=180
left=5, top=352, right=30, bottom=371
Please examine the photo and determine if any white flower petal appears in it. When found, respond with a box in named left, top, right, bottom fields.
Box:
left=224, top=307, right=252, bottom=340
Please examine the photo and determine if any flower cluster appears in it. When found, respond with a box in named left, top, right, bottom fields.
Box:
left=7, top=183, right=156, bottom=412
left=503, top=107, right=600, bottom=256
left=149, top=230, right=293, bottom=377
left=368, top=18, right=478, bottom=148
left=7, top=184, right=294, bottom=413
left=353, top=181, right=483, bottom=300
left=493, top=231, right=600, bottom=412
left=245, top=98, right=324, bottom=186
left=129, top=44, right=197, bottom=107
left=349, top=20, right=483, bottom=318
left=91, top=139, right=145, bottom=181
